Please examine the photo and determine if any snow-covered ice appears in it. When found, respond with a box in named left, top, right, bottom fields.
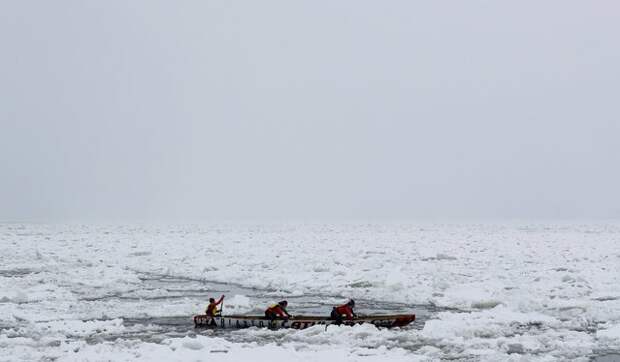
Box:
left=1, top=222, right=620, bottom=361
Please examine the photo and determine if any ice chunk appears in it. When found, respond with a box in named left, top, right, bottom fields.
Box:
left=436, top=253, right=457, bottom=261
left=597, top=324, right=620, bottom=340
left=182, top=340, right=204, bottom=350
left=225, top=295, right=252, bottom=313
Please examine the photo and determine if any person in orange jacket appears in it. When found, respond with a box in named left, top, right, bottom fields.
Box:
left=205, top=295, right=225, bottom=326
left=330, top=299, right=357, bottom=325
left=265, top=300, right=292, bottom=320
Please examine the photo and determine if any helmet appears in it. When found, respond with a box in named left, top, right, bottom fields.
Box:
left=348, top=299, right=355, bottom=307
left=279, top=300, right=288, bottom=307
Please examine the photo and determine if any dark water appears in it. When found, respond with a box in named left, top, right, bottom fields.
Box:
left=10, top=270, right=614, bottom=359
left=134, top=272, right=436, bottom=316
left=111, top=274, right=620, bottom=359
left=594, top=354, right=620, bottom=362
left=0, top=268, right=39, bottom=277
left=80, top=271, right=439, bottom=347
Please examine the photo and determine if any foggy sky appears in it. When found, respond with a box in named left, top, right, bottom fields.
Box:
left=1, top=1, right=619, bottom=221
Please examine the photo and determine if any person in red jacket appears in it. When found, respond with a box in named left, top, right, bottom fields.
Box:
left=205, top=295, right=225, bottom=326
left=330, top=299, right=357, bottom=325
left=265, top=301, right=292, bottom=320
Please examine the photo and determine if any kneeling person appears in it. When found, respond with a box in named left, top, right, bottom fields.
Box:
left=330, top=299, right=357, bottom=325
left=265, top=300, right=292, bottom=320
left=205, top=295, right=225, bottom=326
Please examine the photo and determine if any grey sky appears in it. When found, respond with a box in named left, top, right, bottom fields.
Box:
left=1, top=1, right=619, bottom=221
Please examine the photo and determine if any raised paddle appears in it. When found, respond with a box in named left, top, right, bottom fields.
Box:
left=218, top=295, right=225, bottom=325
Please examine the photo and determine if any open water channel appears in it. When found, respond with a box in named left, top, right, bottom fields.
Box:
left=77, top=272, right=618, bottom=361
left=2, top=267, right=618, bottom=360
left=96, top=271, right=436, bottom=344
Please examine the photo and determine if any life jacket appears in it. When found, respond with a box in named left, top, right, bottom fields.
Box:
left=266, top=304, right=287, bottom=317
left=334, top=304, right=354, bottom=319
left=206, top=303, right=220, bottom=317
left=206, top=296, right=224, bottom=316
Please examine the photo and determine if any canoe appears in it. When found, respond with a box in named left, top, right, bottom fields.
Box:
left=193, top=314, right=415, bottom=330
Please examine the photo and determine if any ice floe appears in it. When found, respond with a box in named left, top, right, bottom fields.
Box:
left=1, top=222, right=620, bottom=361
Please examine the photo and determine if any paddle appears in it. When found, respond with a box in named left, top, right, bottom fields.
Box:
left=219, top=295, right=225, bottom=324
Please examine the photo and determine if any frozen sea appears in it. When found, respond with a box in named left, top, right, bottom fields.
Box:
left=1, top=222, right=620, bottom=361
